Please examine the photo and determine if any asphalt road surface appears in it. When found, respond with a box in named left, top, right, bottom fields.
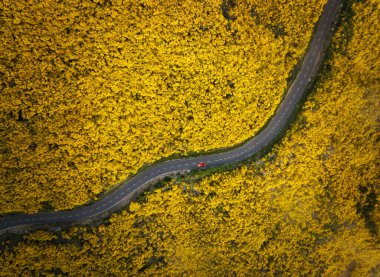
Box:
left=0, top=0, right=343, bottom=234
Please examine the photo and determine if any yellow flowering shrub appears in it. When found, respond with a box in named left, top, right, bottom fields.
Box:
left=0, top=0, right=325, bottom=213
left=0, top=0, right=379, bottom=275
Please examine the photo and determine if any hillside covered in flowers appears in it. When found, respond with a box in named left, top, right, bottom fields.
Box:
left=0, top=0, right=326, bottom=213
left=1, top=0, right=379, bottom=275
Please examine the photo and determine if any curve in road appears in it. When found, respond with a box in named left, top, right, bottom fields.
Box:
left=0, top=0, right=343, bottom=234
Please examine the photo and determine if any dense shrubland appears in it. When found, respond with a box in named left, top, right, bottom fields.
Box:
left=1, top=0, right=379, bottom=275
left=0, top=0, right=325, bottom=213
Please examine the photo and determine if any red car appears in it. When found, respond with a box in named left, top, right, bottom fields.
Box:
left=197, top=162, right=207, bottom=168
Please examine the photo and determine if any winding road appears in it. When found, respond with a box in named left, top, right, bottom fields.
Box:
left=0, top=0, right=343, bottom=234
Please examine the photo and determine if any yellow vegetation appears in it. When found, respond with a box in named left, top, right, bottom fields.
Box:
left=1, top=0, right=379, bottom=275
left=0, top=0, right=326, bottom=213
